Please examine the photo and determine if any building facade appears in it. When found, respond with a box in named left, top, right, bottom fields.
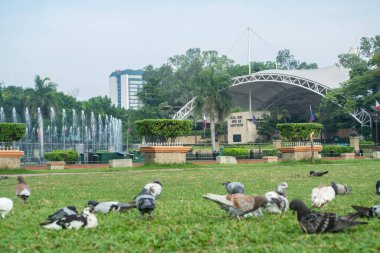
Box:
left=227, top=111, right=267, bottom=144
left=109, top=69, right=144, bottom=109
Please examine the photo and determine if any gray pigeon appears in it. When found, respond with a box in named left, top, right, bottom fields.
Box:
left=331, top=182, right=351, bottom=195
left=349, top=205, right=380, bottom=219
left=376, top=180, right=380, bottom=195
left=289, top=199, right=367, bottom=234
left=124, top=188, right=156, bottom=219
left=309, top=171, right=328, bottom=177
left=0, top=176, right=9, bottom=180
left=222, top=181, right=245, bottom=194
left=48, top=206, right=78, bottom=221
left=87, top=200, right=133, bottom=214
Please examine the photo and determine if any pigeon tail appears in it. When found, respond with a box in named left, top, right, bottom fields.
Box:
left=330, top=219, right=368, bottom=232
left=203, top=193, right=232, bottom=207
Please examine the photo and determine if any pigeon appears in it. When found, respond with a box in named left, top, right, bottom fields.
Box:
left=376, top=180, right=380, bottom=195
left=0, top=176, right=9, bottom=180
left=264, top=182, right=289, bottom=214
left=311, top=184, right=336, bottom=208
left=289, top=199, right=367, bottom=234
left=222, top=181, right=245, bottom=194
left=133, top=188, right=156, bottom=219
left=40, top=206, right=98, bottom=230
left=331, top=182, right=351, bottom=195
left=309, top=171, right=328, bottom=177
left=143, top=178, right=162, bottom=199
left=0, top=197, right=13, bottom=218
left=203, top=193, right=268, bottom=220
left=349, top=205, right=380, bottom=219
left=15, top=176, right=31, bottom=204
left=47, top=206, right=78, bottom=221
left=87, top=200, right=133, bottom=213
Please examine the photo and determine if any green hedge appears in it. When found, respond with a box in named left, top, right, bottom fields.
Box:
left=321, top=145, right=355, bottom=156
left=360, top=141, right=375, bottom=149
left=0, top=123, right=26, bottom=142
left=277, top=123, right=323, bottom=141
left=134, top=119, right=192, bottom=142
left=222, top=148, right=248, bottom=158
left=44, top=149, right=79, bottom=162
left=262, top=149, right=279, bottom=156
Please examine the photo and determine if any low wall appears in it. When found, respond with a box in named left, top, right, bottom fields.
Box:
left=140, top=146, right=192, bottom=164
left=0, top=150, right=24, bottom=169
left=279, top=146, right=322, bottom=162
left=109, top=159, right=133, bottom=168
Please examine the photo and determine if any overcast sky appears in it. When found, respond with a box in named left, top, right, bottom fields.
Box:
left=1, top=0, right=379, bottom=100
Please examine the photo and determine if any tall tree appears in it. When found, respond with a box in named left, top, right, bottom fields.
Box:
left=276, top=49, right=318, bottom=70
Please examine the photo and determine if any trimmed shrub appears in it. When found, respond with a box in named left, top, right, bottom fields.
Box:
left=321, top=145, right=355, bottom=156
left=277, top=123, right=323, bottom=141
left=44, top=149, right=78, bottom=162
left=360, top=141, right=375, bottom=149
left=222, top=148, right=248, bottom=159
left=0, top=123, right=26, bottom=142
left=135, top=119, right=192, bottom=142
left=262, top=149, right=279, bottom=156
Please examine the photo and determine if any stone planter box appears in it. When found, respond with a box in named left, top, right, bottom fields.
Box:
left=263, top=156, right=279, bottom=163
left=47, top=161, right=66, bottom=170
left=109, top=159, right=133, bottom=168
left=340, top=153, right=355, bottom=160
left=279, top=145, right=322, bottom=162
left=373, top=151, right=380, bottom=159
left=0, top=150, right=24, bottom=169
left=216, top=156, right=237, bottom=164
left=140, top=146, right=192, bottom=164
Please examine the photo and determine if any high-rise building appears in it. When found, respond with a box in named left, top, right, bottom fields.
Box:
left=109, top=69, right=144, bottom=109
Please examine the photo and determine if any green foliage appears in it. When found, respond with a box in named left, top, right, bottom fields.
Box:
left=277, top=123, right=323, bottom=141
left=134, top=119, right=192, bottom=142
left=359, top=141, right=375, bottom=149
left=44, top=149, right=78, bottom=162
left=262, top=149, right=279, bottom=156
left=321, top=145, right=355, bottom=156
left=276, top=49, right=318, bottom=70
left=0, top=123, right=26, bottom=142
left=222, top=147, right=248, bottom=158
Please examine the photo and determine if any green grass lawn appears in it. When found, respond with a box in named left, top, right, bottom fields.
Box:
left=0, top=160, right=379, bottom=252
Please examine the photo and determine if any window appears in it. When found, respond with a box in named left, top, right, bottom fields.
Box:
left=233, top=134, right=241, bottom=142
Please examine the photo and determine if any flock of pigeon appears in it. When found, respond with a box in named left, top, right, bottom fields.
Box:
left=0, top=176, right=162, bottom=230
left=0, top=172, right=379, bottom=234
left=203, top=172, right=380, bottom=234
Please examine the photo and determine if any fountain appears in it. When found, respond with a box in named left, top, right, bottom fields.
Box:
left=37, top=107, right=44, bottom=157
left=12, top=107, right=17, bottom=123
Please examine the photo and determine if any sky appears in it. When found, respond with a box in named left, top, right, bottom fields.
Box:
left=0, top=0, right=379, bottom=101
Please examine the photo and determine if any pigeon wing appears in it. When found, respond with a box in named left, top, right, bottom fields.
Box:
left=301, top=212, right=337, bottom=233
left=227, top=194, right=255, bottom=212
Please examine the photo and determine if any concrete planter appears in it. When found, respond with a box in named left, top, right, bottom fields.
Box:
left=279, top=145, right=322, bottom=161
left=0, top=150, right=24, bottom=169
left=373, top=151, right=380, bottom=159
left=340, top=153, right=355, bottom=160
left=47, top=161, right=66, bottom=170
left=109, top=159, right=133, bottom=168
left=140, top=146, right=192, bottom=164
left=263, top=156, right=279, bottom=163
left=216, top=156, right=237, bottom=164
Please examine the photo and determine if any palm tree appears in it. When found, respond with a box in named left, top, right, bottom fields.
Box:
left=194, top=66, right=233, bottom=151
left=26, top=75, right=57, bottom=119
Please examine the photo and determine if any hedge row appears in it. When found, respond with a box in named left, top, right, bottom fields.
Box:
left=134, top=119, right=192, bottom=142
left=44, top=149, right=79, bottom=162
left=277, top=123, right=323, bottom=141
left=0, top=123, right=26, bottom=142
left=359, top=141, right=375, bottom=149
left=321, top=145, right=355, bottom=155
left=222, top=148, right=247, bottom=158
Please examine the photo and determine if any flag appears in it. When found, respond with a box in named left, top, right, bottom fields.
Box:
left=309, top=105, right=315, bottom=122
left=203, top=115, right=207, bottom=129
left=376, top=100, right=380, bottom=111
left=252, top=114, right=256, bottom=125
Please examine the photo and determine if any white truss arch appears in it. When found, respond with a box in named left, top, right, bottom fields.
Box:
left=172, top=67, right=372, bottom=127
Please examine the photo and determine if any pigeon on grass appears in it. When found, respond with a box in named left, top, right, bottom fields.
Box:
left=122, top=188, right=156, bottom=219
left=331, top=182, right=351, bottom=195
left=289, top=199, right=367, bottom=234
left=309, top=171, right=328, bottom=177
left=143, top=178, right=162, bottom=199
left=222, top=181, right=245, bottom=194
left=87, top=200, right=133, bottom=214
left=311, top=185, right=336, bottom=208
left=15, top=176, right=31, bottom=204
left=376, top=180, right=380, bottom=195
left=264, top=182, right=289, bottom=214
left=40, top=206, right=98, bottom=230
left=0, top=197, right=13, bottom=218
left=0, top=176, right=9, bottom=180
left=203, top=193, right=268, bottom=220
left=47, top=206, right=78, bottom=221
left=349, top=205, right=380, bottom=219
